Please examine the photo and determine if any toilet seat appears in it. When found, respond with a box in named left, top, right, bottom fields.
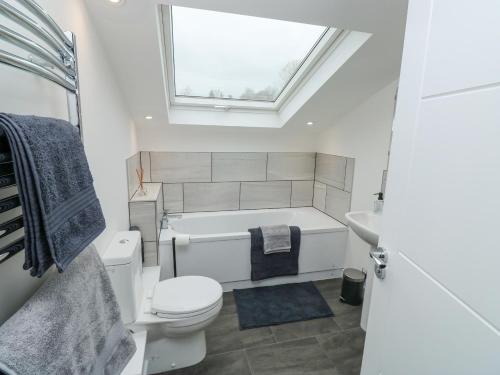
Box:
left=151, top=276, right=223, bottom=320
left=154, top=299, right=223, bottom=330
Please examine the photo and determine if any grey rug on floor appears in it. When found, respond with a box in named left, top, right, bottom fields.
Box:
left=233, top=281, right=334, bottom=330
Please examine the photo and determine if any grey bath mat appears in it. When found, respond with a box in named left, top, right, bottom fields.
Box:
left=233, top=282, right=333, bottom=330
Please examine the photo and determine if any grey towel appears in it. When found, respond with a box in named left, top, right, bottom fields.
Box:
left=0, top=114, right=105, bottom=277
left=250, top=226, right=301, bottom=281
left=0, top=245, right=136, bottom=375
left=260, top=224, right=291, bottom=254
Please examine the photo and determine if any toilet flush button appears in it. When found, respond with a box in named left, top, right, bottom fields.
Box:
left=119, top=239, right=129, bottom=244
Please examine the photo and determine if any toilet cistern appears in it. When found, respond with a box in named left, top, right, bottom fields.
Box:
left=102, top=231, right=223, bottom=373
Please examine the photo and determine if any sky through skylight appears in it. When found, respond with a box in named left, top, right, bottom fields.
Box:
left=171, top=7, right=328, bottom=102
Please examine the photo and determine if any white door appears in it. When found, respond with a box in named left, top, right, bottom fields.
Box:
left=361, top=1, right=500, bottom=374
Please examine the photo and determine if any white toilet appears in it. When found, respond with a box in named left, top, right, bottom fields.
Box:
left=102, top=231, right=223, bottom=374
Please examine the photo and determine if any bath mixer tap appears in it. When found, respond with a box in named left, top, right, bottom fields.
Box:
left=161, top=210, right=182, bottom=229
left=161, top=211, right=168, bottom=229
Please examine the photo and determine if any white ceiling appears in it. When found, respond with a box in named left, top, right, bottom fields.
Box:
left=84, top=0, right=408, bottom=131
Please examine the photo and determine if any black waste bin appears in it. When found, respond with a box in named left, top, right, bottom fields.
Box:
left=340, top=268, right=365, bottom=306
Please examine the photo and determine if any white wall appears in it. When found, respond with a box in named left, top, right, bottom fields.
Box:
left=136, top=123, right=317, bottom=152
left=316, top=80, right=397, bottom=271
left=0, top=0, right=137, bottom=323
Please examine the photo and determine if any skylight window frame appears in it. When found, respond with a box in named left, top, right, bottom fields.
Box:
left=160, top=6, right=345, bottom=112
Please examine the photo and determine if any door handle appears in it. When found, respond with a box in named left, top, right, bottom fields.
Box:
left=370, top=247, right=388, bottom=280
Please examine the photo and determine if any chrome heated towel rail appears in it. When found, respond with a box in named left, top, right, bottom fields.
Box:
left=0, top=0, right=82, bottom=264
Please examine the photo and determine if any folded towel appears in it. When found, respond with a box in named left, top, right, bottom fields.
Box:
left=249, top=226, right=301, bottom=281
left=0, top=245, right=136, bottom=375
left=260, top=224, right=291, bottom=254
left=0, top=114, right=105, bottom=277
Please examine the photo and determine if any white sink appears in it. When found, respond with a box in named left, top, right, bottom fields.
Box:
left=345, top=211, right=382, bottom=247
left=345, top=210, right=383, bottom=332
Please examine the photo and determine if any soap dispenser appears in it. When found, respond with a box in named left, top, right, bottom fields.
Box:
left=373, top=192, right=384, bottom=213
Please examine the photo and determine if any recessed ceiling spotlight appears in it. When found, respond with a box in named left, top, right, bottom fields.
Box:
left=108, top=0, right=124, bottom=5
left=306, top=121, right=314, bottom=126
left=145, top=116, right=153, bottom=120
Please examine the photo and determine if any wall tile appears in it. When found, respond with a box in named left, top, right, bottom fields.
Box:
left=313, top=182, right=327, bottom=211
left=240, top=181, right=291, bottom=210
left=143, top=241, right=158, bottom=266
left=126, top=152, right=141, bottom=200
left=325, top=186, right=351, bottom=225
left=129, top=201, right=157, bottom=241
left=130, top=182, right=162, bottom=202
left=140, top=151, right=151, bottom=182
left=184, top=182, right=240, bottom=212
left=315, top=154, right=347, bottom=190
left=130, top=151, right=355, bottom=216
left=150, top=152, right=211, bottom=183
left=212, top=153, right=267, bottom=182
left=267, top=152, right=316, bottom=181
left=344, top=158, right=355, bottom=193
left=291, top=181, right=314, bottom=207
left=163, top=183, right=183, bottom=213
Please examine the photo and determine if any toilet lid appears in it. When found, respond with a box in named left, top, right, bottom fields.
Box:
left=151, top=276, right=223, bottom=318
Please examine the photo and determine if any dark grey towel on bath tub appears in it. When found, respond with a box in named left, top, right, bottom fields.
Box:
left=0, top=245, right=136, bottom=375
left=249, top=226, right=301, bottom=281
left=0, top=114, right=105, bottom=277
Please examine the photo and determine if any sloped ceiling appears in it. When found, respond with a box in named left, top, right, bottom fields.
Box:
left=84, top=0, right=407, bottom=132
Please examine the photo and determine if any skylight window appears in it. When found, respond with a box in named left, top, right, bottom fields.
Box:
left=169, top=7, right=328, bottom=103
left=160, top=6, right=345, bottom=111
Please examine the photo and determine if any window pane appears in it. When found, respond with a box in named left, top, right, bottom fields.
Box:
left=171, top=7, right=328, bottom=102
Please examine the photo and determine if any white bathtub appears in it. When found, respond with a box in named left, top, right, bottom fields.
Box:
left=159, top=207, right=348, bottom=290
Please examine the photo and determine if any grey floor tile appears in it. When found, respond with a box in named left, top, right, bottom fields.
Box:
left=163, top=350, right=251, bottom=375
left=173, top=280, right=366, bottom=374
left=315, top=279, right=363, bottom=318
left=327, top=296, right=363, bottom=318
left=314, top=278, right=343, bottom=293
left=333, top=309, right=362, bottom=331
left=206, top=313, right=275, bottom=355
left=220, top=292, right=236, bottom=316
left=246, top=337, right=337, bottom=375
left=317, top=328, right=365, bottom=375
left=334, top=354, right=363, bottom=375
left=271, top=317, right=341, bottom=342
left=317, top=328, right=365, bottom=361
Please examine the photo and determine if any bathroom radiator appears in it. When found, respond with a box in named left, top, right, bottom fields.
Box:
left=0, top=0, right=83, bottom=265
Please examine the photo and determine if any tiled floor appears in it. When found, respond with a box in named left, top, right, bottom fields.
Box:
left=162, top=278, right=365, bottom=375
